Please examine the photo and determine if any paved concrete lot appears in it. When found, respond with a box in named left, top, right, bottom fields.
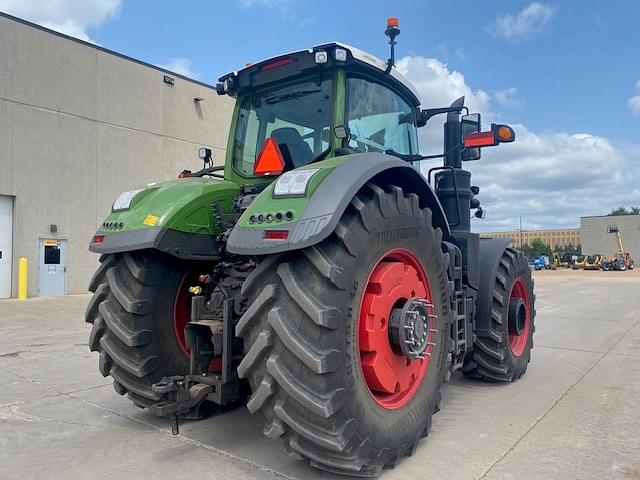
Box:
left=1, top=270, right=639, bottom=480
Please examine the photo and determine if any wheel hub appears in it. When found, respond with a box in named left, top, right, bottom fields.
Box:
left=508, top=297, right=526, bottom=336
left=389, top=298, right=433, bottom=359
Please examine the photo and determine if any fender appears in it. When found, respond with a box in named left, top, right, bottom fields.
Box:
left=226, top=153, right=451, bottom=255
left=89, top=177, right=240, bottom=260
left=474, top=237, right=512, bottom=333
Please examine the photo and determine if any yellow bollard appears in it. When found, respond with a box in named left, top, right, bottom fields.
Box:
left=18, top=257, right=27, bottom=300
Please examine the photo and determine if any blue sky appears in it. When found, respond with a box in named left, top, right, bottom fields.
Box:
left=1, top=0, right=639, bottom=230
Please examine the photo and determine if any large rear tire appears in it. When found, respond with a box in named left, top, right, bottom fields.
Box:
left=85, top=251, right=199, bottom=407
left=464, top=249, right=535, bottom=382
left=236, top=184, right=453, bottom=476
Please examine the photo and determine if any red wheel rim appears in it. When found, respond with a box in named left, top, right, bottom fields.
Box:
left=508, top=277, right=531, bottom=357
left=173, top=271, right=195, bottom=357
left=358, top=248, right=435, bottom=409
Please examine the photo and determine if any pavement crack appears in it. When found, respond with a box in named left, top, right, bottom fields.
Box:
left=477, top=318, right=640, bottom=480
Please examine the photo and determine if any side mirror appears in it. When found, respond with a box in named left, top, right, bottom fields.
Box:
left=461, top=113, right=481, bottom=161
left=198, top=148, right=212, bottom=161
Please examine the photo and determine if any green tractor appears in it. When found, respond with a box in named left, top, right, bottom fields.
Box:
left=86, top=19, right=535, bottom=476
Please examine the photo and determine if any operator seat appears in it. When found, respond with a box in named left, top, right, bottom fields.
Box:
left=270, top=127, right=313, bottom=169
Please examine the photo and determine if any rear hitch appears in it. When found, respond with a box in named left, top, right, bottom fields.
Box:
left=149, top=298, right=242, bottom=433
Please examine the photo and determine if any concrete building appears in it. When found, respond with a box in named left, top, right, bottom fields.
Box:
left=481, top=228, right=581, bottom=250
left=581, top=215, right=640, bottom=259
left=0, top=12, right=233, bottom=298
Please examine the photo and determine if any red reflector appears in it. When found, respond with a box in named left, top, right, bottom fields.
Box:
left=463, top=131, right=497, bottom=148
left=261, top=57, right=293, bottom=72
left=93, top=235, right=105, bottom=244
left=264, top=230, right=289, bottom=240
left=254, top=137, right=285, bottom=176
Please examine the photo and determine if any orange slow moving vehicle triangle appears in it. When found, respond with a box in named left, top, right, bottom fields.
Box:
left=254, top=137, right=285, bottom=176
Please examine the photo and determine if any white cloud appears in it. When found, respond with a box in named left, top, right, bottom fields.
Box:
left=0, top=0, right=121, bottom=42
left=628, top=80, right=640, bottom=116
left=159, top=57, right=197, bottom=79
left=490, top=2, right=555, bottom=42
left=494, top=87, right=522, bottom=108
left=397, top=55, right=640, bottom=230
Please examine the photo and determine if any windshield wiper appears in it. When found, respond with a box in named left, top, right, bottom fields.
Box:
left=265, top=89, right=321, bottom=104
left=385, top=149, right=445, bottom=162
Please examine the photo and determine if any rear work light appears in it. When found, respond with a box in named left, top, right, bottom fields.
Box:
left=263, top=230, right=289, bottom=240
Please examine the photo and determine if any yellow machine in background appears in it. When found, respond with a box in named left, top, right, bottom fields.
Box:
left=584, top=254, right=603, bottom=270
left=553, top=252, right=572, bottom=268
left=572, top=255, right=587, bottom=269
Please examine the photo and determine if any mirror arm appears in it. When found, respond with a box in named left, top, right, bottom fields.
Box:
left=417, top=106, right=468, bottom=127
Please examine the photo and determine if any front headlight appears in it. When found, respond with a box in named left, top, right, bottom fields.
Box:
left=112, top=188, right=143, bottom=211
left=273, top=169, right=319, bottom=197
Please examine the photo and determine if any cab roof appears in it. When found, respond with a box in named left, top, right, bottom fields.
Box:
left=218, top=42, right=421, bottom=107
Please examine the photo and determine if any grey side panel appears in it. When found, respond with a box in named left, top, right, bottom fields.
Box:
left=227, top=153, right=450, bottom=255
left=474, top=237, right=511, bottom=333
left=89, top=227, right=220, bottom=260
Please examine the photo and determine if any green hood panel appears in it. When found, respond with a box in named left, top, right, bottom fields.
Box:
left=98, top=178, right=241, bottom=236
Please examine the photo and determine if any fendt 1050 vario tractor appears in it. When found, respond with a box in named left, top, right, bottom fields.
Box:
left=86, top=19, right=535, bottom=476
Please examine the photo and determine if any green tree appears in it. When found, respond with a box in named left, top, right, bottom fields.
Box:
left=608, top=206, right=640, bottom=216
left=530, top=238, right=547, bottom=257
left=609, top=207, right=629, bottom=216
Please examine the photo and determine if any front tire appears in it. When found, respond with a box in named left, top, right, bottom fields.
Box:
left=236, top=184, right=453, bottom=476
left=464, top=249, right=535, bottom=382
left=85, top=251, right=198, bottom=407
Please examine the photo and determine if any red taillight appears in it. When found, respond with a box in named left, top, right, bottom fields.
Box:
left=264, top=230, right=289, bottom=240
left=260, top=57, right=293, bottom=71
left=254, top=138, right=285, bottom=176
left=463, top=131, right=497, bottom=148
left=93, top=235, right=105, bottom=244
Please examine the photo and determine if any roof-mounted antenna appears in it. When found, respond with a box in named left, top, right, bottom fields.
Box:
left=385, top=17, right=400, bottom=73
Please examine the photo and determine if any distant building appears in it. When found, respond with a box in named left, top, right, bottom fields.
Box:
left=481, top=228, right=581, bottom=250
left=581, top=215, right=640, bottom=259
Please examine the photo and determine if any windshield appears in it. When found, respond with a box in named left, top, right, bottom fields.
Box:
left=232, top=77, right=333, bottom=176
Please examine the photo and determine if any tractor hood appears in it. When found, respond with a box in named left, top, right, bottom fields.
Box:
left=90, top=177, right=240, bottom=259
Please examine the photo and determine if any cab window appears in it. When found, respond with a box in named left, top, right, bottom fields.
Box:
left=232, top=78, right=332, bottom=176
left=346, top=77, right=418, bottom=155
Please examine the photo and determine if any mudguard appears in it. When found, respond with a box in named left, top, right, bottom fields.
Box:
left=474, top=237, right=512, bottom=333
left=226, top=152, right=451, bottom=255
left=89, top=178, right=240, bottom=260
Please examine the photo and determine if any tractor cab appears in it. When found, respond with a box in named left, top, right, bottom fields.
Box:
left=217, top=40, right=422, bottom=179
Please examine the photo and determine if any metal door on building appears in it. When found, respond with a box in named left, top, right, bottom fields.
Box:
left=38, top=239, right=67, bottom=296
left=0, top=196, right=13, bottom=298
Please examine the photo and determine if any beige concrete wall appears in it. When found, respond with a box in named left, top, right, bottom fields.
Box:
left=581, top=215, right=640, bottom=259
left=0, top=14, right=234, bottom=297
